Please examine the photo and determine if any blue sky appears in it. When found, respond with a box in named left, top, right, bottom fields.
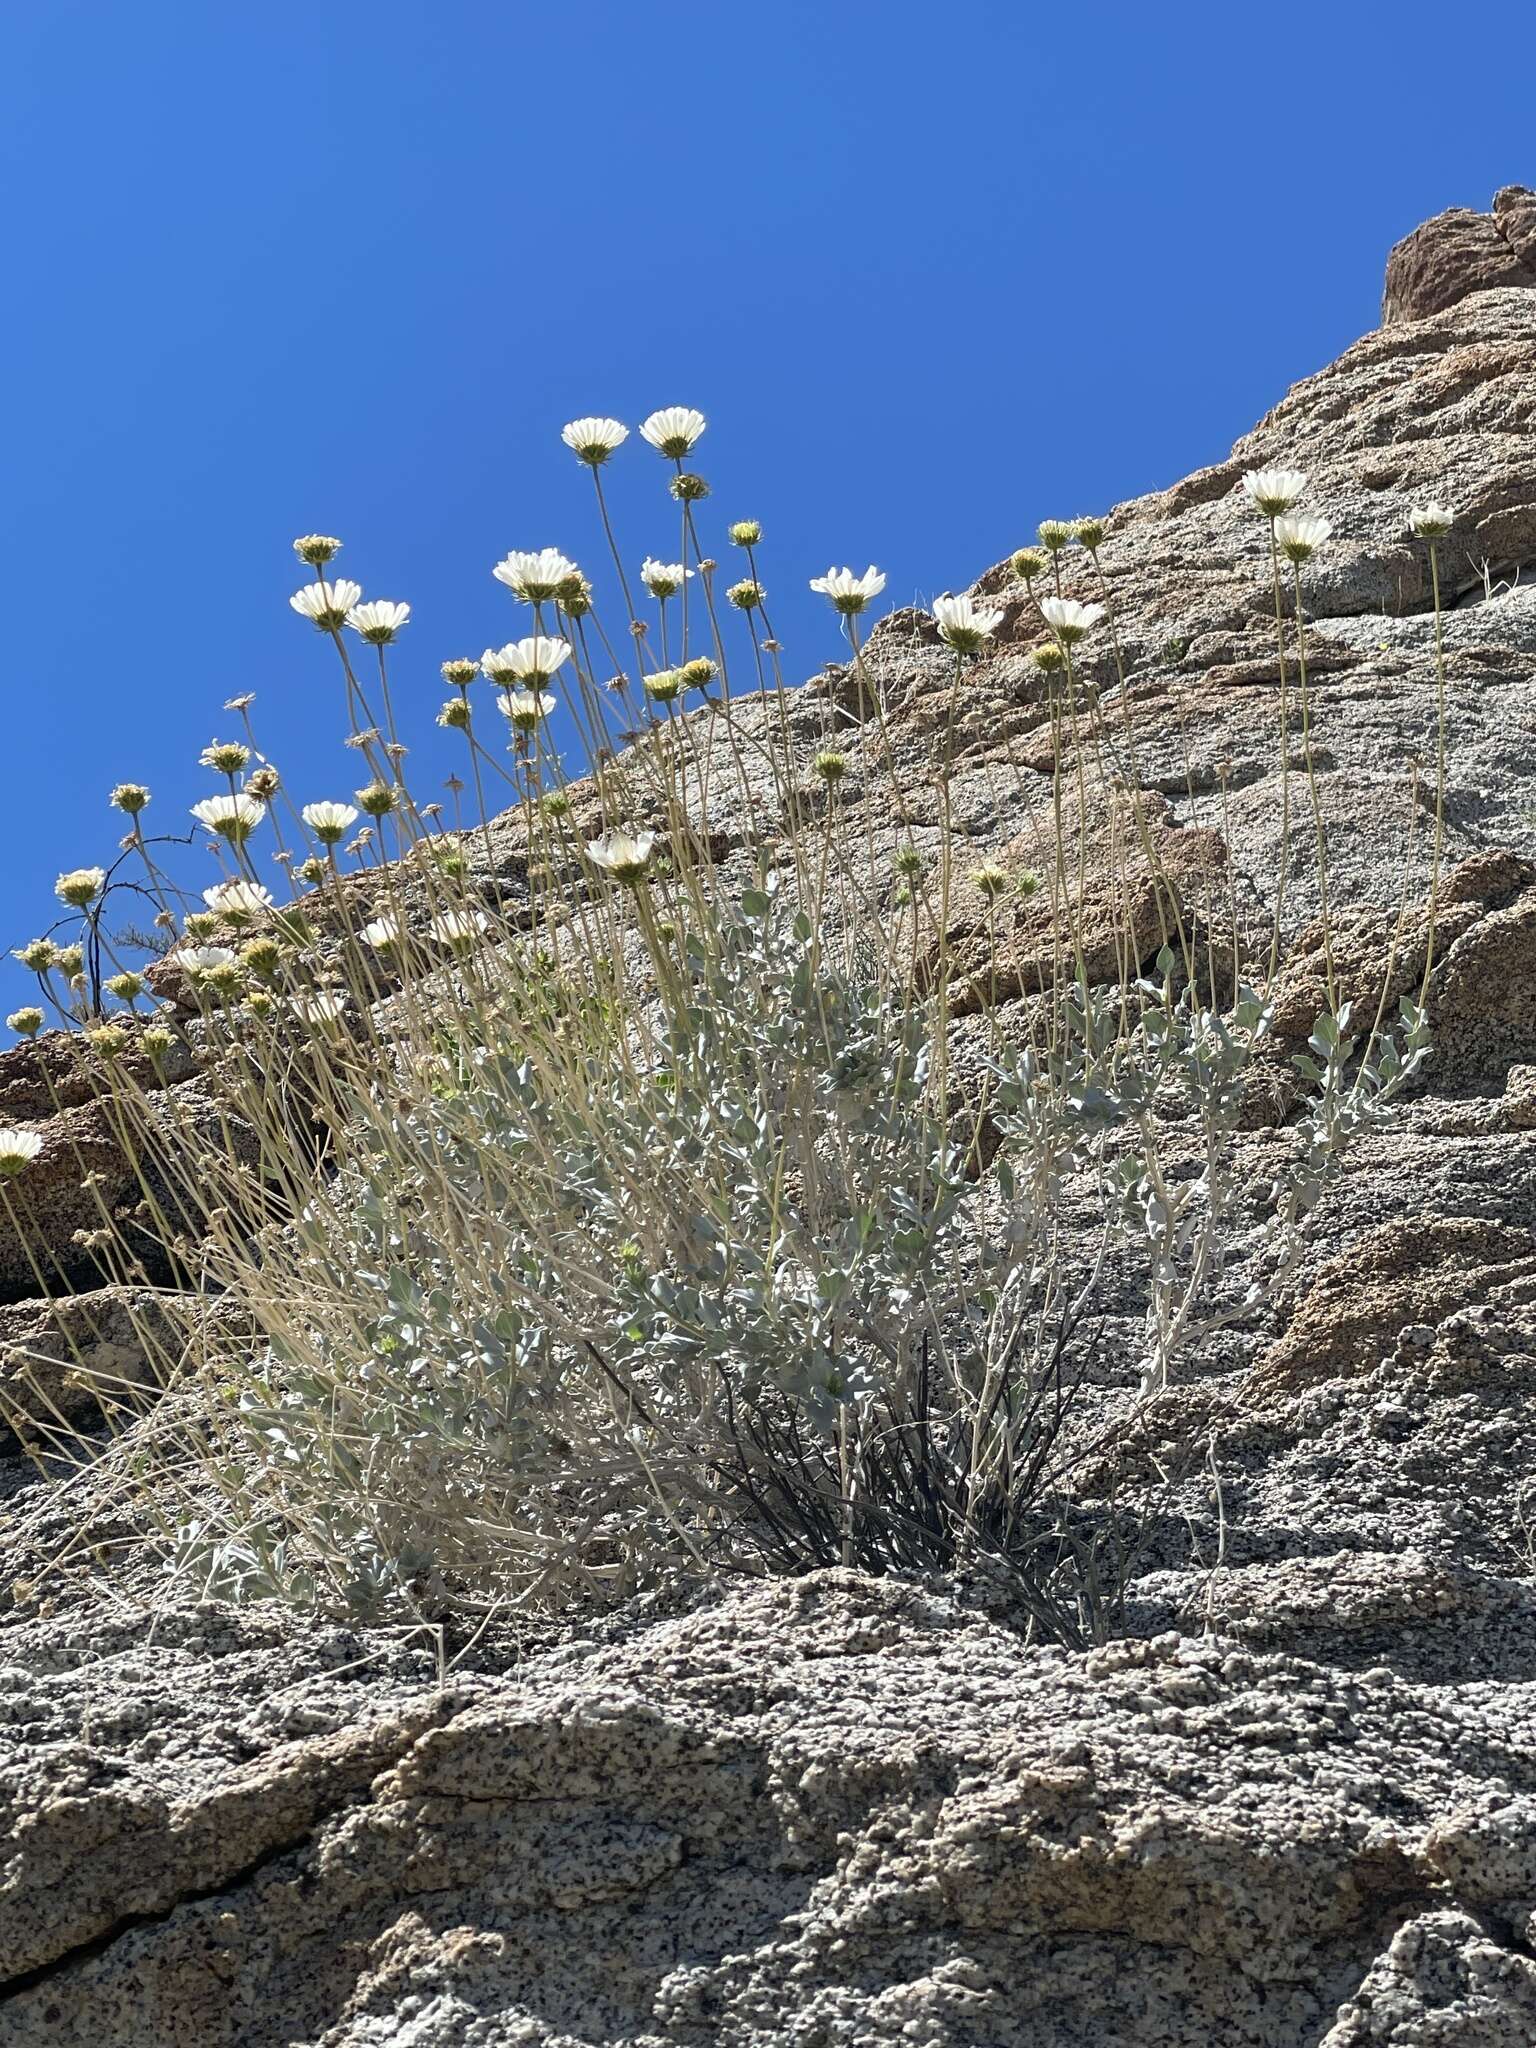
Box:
left=4, top=0, right=1534, bottom=1018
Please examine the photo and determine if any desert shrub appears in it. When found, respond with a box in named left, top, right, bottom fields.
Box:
left=2, top=427, right=1447, bottom=1640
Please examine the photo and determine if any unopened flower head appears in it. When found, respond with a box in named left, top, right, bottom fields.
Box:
left=14, top=940, right=58, bottom=973
left=346, top=599, right=411, bottom=645
left=1040, top=596, right=1106, bottom=645
left=1410, top=502, right=1456, bottom=539
left=932, top=593, right=1005, bottom=653
left=969, top=861, right=1011, bottom=899
left=204, top=879, right=274, bottom=920
left=1037, top=519, right=1074, bottom=554
left=290, top=579, right=363, bottom=631
left=643, top=668, right=683, bottom=703
left=7, top=1008, right=43, bottom=1038
left=1242, top=468, right=1308, bottom=517
left=87, top=1023, right=131, bottom=1059
left=240, top=937, right=283, bottom=978
left=431, top=908, right=489, bottom=950
left=1274, top=512, right=1332, bottom=563
left=301, top=800, right=358, bottom=845
left=482, top=636, right=572, bottom=685
left=561, top=416, right=628, bottom=464
left=293, top=534, right=343, bottom=567
left=814, top=749, right=848, bottom=783
left=1011, top=548, right=1045, bottom=584
left=639, top=406, right=706, bottom=458
left=0, top=1129, right=42, bottom=1177
left=182, top=911, right=219, bottom=940
left=55, top=866, right=106, bottom=909
left=679, top=656, right=717, bottom=690
left=1032, top=643, right=1066, bottom=674
left=356, top=783, right=396, bottom=818
left=728, top=519, right=762, bottom=547
left=200, top=740, right=251, bottom=775
left=641, top=558, right=693, bottom=598
left=438, top=696, right=472, bottom=730
left=104, top=971, right=144, bottom=1001
left=669, top=472, right=709, bottom=502
left=248, top=766, right=281, bottom=801
left=55, top=945, right=84, bottom=978
left=1074, top=516, right=1107, bottom=551
left=586, top=827, right=655, bottom=882
left=492, top=548, right=579, bottom=604
left=191, top=793, right=265, bottom=843
left=809, top=565, right=886, bottom=616
left=110, top=782, right=151, bottom=815
left=361, top=915, right=404, bottom=951
left=726, top=579, right=764, bottom=611
left=556, top=574, right=593, bottom=619
left=498, top=688, right=551, bottom=730
left=441, top=658, right=480, bottom=687
left=141, top=1025, right=175, bottom=1061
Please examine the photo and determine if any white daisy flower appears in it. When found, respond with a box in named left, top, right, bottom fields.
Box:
left=293, top=991, right=348, bottom=1030
left=54, top=866, right=106, bottom=909
left=1242, top=469, right=1308, bottom=517
left=586, top=827, right=656, bottom=881
left=191, top=793, right=266, bottom=843
left=640, top=558, right=693, bottom=598
left=301, top=800, right=360, bottom=845
left=174, top=944, right=238, bottom=978
left=481, top=637, right=572, bottom=684
left=561, top=417, right=629, bottom=464
left=0, top=1129, right=43, bottom=1178
left=1039, top=596, right=1106, bottom=645
left=809, top=565, right=887, bottom=616
left=346, top=599, right=411, bottom=644
left=290, top=579, right=364, bottom=631
left=492, top=549, right=579, bottom=603
left=639, top=407, right=707, bottom=458
left=497, top=689, right=552, bottom=731
left=1410, top=502, right=1456, bottom=538
left=1274, top=512, right=1332, bottom=563
left=430, top=909, right=489, bottom=949
left=203, top=880, right=275, bottom=918
left=932, top=593, right=1005, bottom=654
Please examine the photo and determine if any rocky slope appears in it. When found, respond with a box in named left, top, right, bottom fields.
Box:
left=7, top=191, right=1536, bottom=2045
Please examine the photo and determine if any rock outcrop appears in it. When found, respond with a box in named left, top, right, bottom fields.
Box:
left=8, top=192, right=1536, bottom=2045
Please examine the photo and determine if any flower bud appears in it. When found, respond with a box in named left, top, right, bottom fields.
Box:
left=110, top=782, right=151, bottom=815
left=728, top=520, right=762, bottom=547
left=105, top=972, right=143, bottom=1002
left=6, top=1008, right=43, bottom=1038
left=293, top=534, right=343, bottom=567
left=441, top=659, right=480, bottom=687
left=669, top=472, right=710, bottom=502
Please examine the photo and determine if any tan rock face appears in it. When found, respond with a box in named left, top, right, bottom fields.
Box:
left=1249, top=1216, right=1536, bottom=1401
left=1381, top=190, right=1536, bottom=325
